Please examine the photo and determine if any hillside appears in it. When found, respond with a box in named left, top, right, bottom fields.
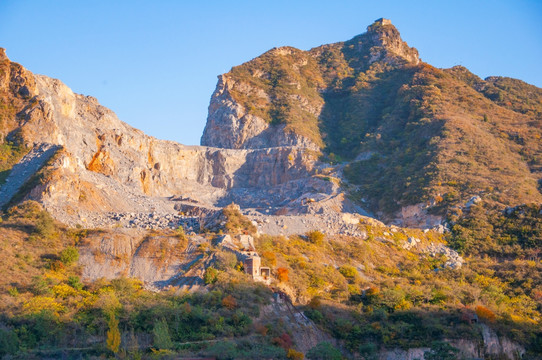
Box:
left=0, top=18, right=541, bottom=360
left=1, top=201, right=540, bottom=359
left=203, top=18, right=542, bottom=224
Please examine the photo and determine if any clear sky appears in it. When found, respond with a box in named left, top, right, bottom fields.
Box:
left=1, top=0, right=541, bottom=145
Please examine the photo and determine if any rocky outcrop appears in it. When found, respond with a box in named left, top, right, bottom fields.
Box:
left=201, top=74, right=320, bottom=150
left=0, top=49, right=357, bottom=229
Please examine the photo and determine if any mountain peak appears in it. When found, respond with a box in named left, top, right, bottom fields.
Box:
left=371, top=18, right=392, bottom=27
left=346, top=18, right=420, bottom=66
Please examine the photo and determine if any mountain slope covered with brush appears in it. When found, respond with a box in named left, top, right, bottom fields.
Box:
left=203, top=18, right=542, bottom=224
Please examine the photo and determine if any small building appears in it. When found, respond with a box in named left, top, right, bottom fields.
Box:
left=374, top=18, right=392, bottom=26
left=244, top=255, right=261, bottom=277
left=244, top=255, right=271, bottom=284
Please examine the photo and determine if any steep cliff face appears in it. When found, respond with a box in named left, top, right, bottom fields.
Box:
left=1, top=49, right=342, bottom=228
left=201, top=19, right=420, bottom=152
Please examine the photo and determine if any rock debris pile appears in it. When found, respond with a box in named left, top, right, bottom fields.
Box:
left=84, top=212, right=200, bottom=232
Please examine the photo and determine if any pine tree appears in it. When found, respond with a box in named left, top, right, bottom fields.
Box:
left=153, top=318, right=173, bottom=350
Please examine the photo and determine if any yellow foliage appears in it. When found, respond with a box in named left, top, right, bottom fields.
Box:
left=52, top=284, right=78, bottom=299
left=287, top=348, right=304, bottom=360
left=394, top=298, right=412, bottom=311
left=23, top=296, right=65, bottom=316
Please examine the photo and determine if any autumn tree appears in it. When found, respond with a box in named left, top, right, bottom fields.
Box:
left=222, top=295, right=237, bottom=310
left=277, top=267, right=289, bottom=282
left=106, top=313, right=121, bottom=355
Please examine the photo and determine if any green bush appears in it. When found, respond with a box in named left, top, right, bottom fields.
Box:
left=60, top=246, right=79, bottom=265
left=338, top=265, right=357, bottom=279
left=153, top=318, right=173, bottom=350
left=307, top=341, right=342, bottom=360
left=204, top=267, right=219, bottom=285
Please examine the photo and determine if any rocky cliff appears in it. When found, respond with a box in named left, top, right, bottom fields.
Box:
left=0, top=47, right=359, bottom=230
left=1, top=18, right=541, bottom=231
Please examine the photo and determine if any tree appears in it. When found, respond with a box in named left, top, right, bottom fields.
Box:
left=153, top=318, right=173, bottom=350
left=204, top=267, right=219, bottom=284
left=277, top=267, right=289, bottom=283
left=106, top=313, right=121, bottom=355
left=306, top=342, right=342, bottom=360
left=424, top=341, right=459, bottom=360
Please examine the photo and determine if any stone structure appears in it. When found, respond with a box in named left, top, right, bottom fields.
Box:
left=374, top=18, right=392, bottom=26
left=243, top=254, right=271, bottom=284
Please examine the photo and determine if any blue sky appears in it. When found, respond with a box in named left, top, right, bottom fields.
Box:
left=1, top=0, right=541, bottom=145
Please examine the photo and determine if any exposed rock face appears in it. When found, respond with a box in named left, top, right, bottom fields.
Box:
left=0, top=49, right=357, bottom=229
left=201, top=74, right=321, bottom=150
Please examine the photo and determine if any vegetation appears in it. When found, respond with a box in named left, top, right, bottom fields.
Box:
left=224, top=22, right=542, bottom=218
left=222, top=203, right=257, bottom=235
left=256, top=225, right=542, bottom=357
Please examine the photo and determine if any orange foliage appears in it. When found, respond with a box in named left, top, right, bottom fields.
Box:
left=475, top=305, right=496, bottom=322
left=221, top=295, right=237, bottom=310
left=277, top=267, right=289, bottom=282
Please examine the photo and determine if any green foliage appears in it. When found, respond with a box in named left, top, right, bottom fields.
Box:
left=424, top=341, right=459, bottom=360
left=307, top=341, right=342, bottom=360
left=215, top=250, right=238, bottom=271
left=0, top=140, right=26, bottom=186
left=204, top=267, right=219, bottom=285
left=60, top=246, right=79, bottom=266
left=338, top=265, right=357, bottom=279
left=448, top=203, right=542, bottom=256
left=0, top=329, right=19, bottom=356
left=222, top=204, right=257, bottom=235
left=153, top=318, right=173, bottom=350
left=67, top=275, right=83, bottom=290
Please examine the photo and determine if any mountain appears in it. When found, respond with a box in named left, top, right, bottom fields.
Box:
left=0, top=19, right=541, bottom=359
left=2, top=18, right=541, bottom=229
left=0, top=47, right=361, bottom=232
left=202, top=18, right=542, bottom=226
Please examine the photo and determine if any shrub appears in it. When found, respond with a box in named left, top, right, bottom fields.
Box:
left=60, top=246, right=79, bottom=266
left=204, top=267, right=219, bottom=285
left=273, top=332, right=293, bottom=350
left=261, top=251, right=277, bottom=267
left=7, top=286, right=19, bottom=297
left=306, top=342, right=342, bottom=360
left=222, top=295, right=237, bottom=310
left=277, top=267, right=289, bottom=283
left=288, top=348, right=304, bottom=359
left=67, top=276, right=83, bottom=290
left=475, top=305, right=496, bottom=322
left=215, top=251, right=238, bottom=271
left=153, top=318, right=173, bottom=350
left=338, top=265, right=357, bottom=279
left=306, top=231, right=325, bottom=245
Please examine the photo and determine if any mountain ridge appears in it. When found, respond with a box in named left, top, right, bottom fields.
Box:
left=1, top=18, right=541, bottom=229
